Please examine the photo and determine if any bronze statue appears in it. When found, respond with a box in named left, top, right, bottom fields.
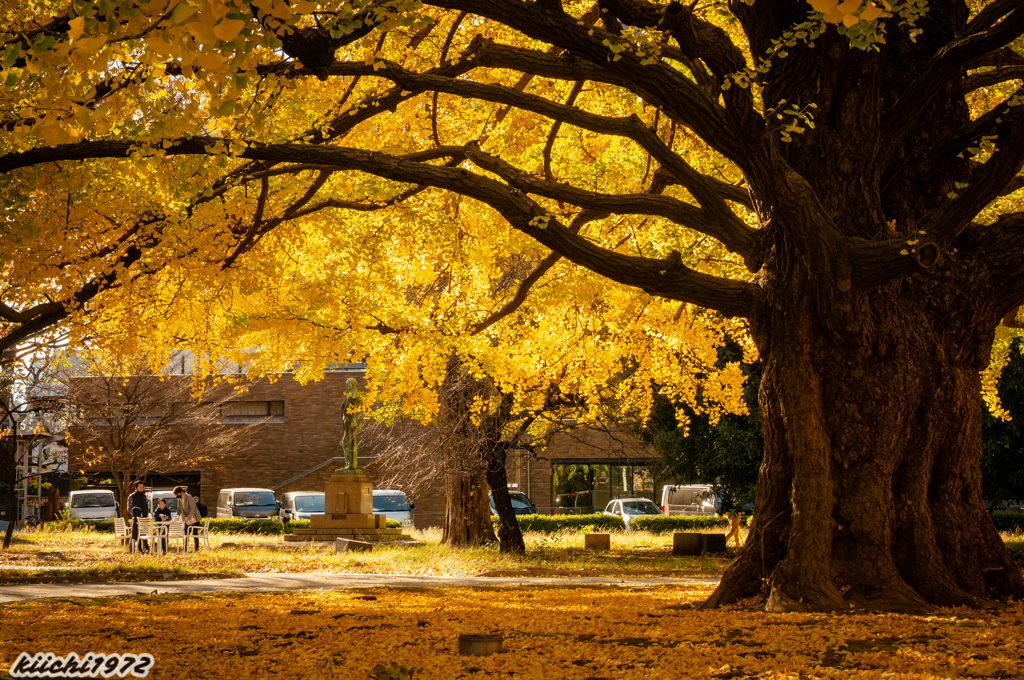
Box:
left=339, top=378, right=363, bottom=471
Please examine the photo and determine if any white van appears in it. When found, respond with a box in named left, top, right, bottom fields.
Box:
left=660, top=485, right=719, bottom=516
left=146, top=489, right=179, bottom=516
left=67, top=490, right=118, bottom=521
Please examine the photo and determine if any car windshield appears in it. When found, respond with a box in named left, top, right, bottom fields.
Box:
left=622, top=501, right=661, bottom=515
left=373, top=494, right=410, bottom=512
left=293, top=495, right=324, bottom=513
left=508, top=493, right=533, bottom=509
left=234, top=492, right=275, bottom=507
left=71, top=493, right=115, bottom=508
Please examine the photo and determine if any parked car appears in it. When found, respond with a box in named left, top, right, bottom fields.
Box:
left=279, top=491, right=325, bottom=521
left=489, top=490, right=537, bottom=516
left=146, top=489, right=179, bottom=516
left=372, top=490, right=414, bottom=528
left=987, top=499, right=1024, bottom=514
left=216, top=488, right=278, bottom=519
left=660, top=484, right=719, bottom=516
left=603, top=498, right=663, bottom=529
left=67, top=490, right=117, bottom=521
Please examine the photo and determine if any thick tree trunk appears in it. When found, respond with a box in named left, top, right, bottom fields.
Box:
left=483, top=444, right=525, bottom=554
left=441, top=470, right=495, bottom=547
left=706, top=282, right=1024, bottom=613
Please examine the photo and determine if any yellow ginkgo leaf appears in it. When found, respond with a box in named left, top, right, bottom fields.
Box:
left=213, top=18, right=246, bottom=42
left=808, top=0, right=839, bottom=13
left=67, top=16, right=86, bottom=42
left=186, top=21, right=219, bottom=44
left=861, top=4, right=884, bottom=22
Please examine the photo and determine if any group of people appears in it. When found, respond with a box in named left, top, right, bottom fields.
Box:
left=125, top=481, right=206, bottom=553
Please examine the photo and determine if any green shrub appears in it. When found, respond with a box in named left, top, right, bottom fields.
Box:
left=283, top=519, right=310, bottom=534
left=386, top=519, right=402, bottom=529
left=207, top=518, right=285, bottom=535
left=993, top=513, right=1024, bottom=533
left=42, top=519, right=115, bottom=533
left=629, top=515, right=730, bottom=533
left=493, top=513, right=626, bottom=533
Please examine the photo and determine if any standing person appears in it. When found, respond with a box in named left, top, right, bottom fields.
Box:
left=126, top=481, right=149, bottom=553
left=153, top=498, right=172, bottom=553
left=174, top=486, right=201, bottom=552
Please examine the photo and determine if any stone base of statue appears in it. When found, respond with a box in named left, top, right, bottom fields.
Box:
left=284, top=471, right=403, bottom=543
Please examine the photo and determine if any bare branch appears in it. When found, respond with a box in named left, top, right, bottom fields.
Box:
left=882, top=1, right=1024, bottom=154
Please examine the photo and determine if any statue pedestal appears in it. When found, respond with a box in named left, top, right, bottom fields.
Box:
left=285, top=471, right=403, bottom=543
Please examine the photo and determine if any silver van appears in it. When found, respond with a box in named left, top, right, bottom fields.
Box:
left=216, top=488, right=278, bottom=519
left=371, top=490, right=414, bottom=528
left=279, top=491, right=325, bottom=521
left=660, top=484, right=719, bottom=516
left=67, top=490, right=117, bottom=521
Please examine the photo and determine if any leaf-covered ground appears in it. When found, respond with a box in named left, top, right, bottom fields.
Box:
left=0, top=528, right=735, bottom=578
left=1, top=584, right=1022, bottom=679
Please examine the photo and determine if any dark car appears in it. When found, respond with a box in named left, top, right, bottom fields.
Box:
left=489, top=490, right=537, bottom=516
left=487, top=489, right=536, bottom=516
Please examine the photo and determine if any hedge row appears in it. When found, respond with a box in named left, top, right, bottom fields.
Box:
left=994, top=513, right=1024, bottom=533
left=629, top=515, right=730, bottom=533
left=42, top=519, right=116, bottom=533
left=493, top=513, right=626, bottom=533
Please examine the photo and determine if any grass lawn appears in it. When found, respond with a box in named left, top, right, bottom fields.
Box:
left=0, top=527, right=739, bottom=579
left=2, top=585, right=1022, bottom=679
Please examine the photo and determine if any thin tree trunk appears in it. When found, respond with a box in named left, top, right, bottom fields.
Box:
left=2, top=482, right=15, bottom=549
left=484, top=444, right=525, bottom=554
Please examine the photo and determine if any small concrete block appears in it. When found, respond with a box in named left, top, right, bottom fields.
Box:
left=585, top=533, right=610, bottom=550
left=459, top=634, right=502, bottom=656
left=701, top=533, right=728, bottom=554
left=336, top=538, right=373, bottom=553
left=673, top=532, right=702, bottom=556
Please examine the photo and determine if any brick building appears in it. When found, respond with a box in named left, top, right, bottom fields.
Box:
left=68, top=368, right=666, bottom=526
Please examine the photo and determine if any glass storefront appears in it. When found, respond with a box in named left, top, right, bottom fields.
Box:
left=551, top=462, right=658, bottom=514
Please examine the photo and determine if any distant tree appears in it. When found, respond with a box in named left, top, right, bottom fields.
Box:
left=64, top=353, right=260, bottom=520
left=0, top=347, right=68, bottom=549
left=643, top=341, right=762, bottom=513
left=982, top=338, right=1024, bottom=509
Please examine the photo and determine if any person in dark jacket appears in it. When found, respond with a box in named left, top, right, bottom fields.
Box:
left=126, top=481, right=150, bottom=554
left=153, top=498, right=172, bottom=552
left=126, top=481, right=149, bottom=520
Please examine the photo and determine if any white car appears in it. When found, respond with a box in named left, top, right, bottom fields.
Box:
left=372, top=490, right=415, bottom=528
left=603, top=498, right=662, bottom=529
left=279, top=491, right=325, bottom=521
left=67, top=490, right=117, bottom=521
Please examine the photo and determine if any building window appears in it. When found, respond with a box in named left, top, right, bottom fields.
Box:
left=551, top=463, right=656, bottom=514
left=220, top=401, right=285, bottom=422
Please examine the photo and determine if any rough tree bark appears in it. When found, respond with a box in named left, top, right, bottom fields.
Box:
left=441, top=469, right=496, bottom=547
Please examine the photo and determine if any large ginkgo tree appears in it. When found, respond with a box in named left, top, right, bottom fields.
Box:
left=2, top=0, right=1024, bottom=612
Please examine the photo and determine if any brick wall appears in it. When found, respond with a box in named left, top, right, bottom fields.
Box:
left=67, top=371, right=658, bottom=527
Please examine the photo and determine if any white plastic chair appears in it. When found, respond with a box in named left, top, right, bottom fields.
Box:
left=191, top=517, right=211, bottom=551
left=165, top=520, right=185, bottom=553
left=114, top=517, right=129, bottom=549
left=130, top=518, right=153, bottom=555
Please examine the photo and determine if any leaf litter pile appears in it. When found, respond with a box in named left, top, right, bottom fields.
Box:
left=1, top=583, right=1021, bottom=679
